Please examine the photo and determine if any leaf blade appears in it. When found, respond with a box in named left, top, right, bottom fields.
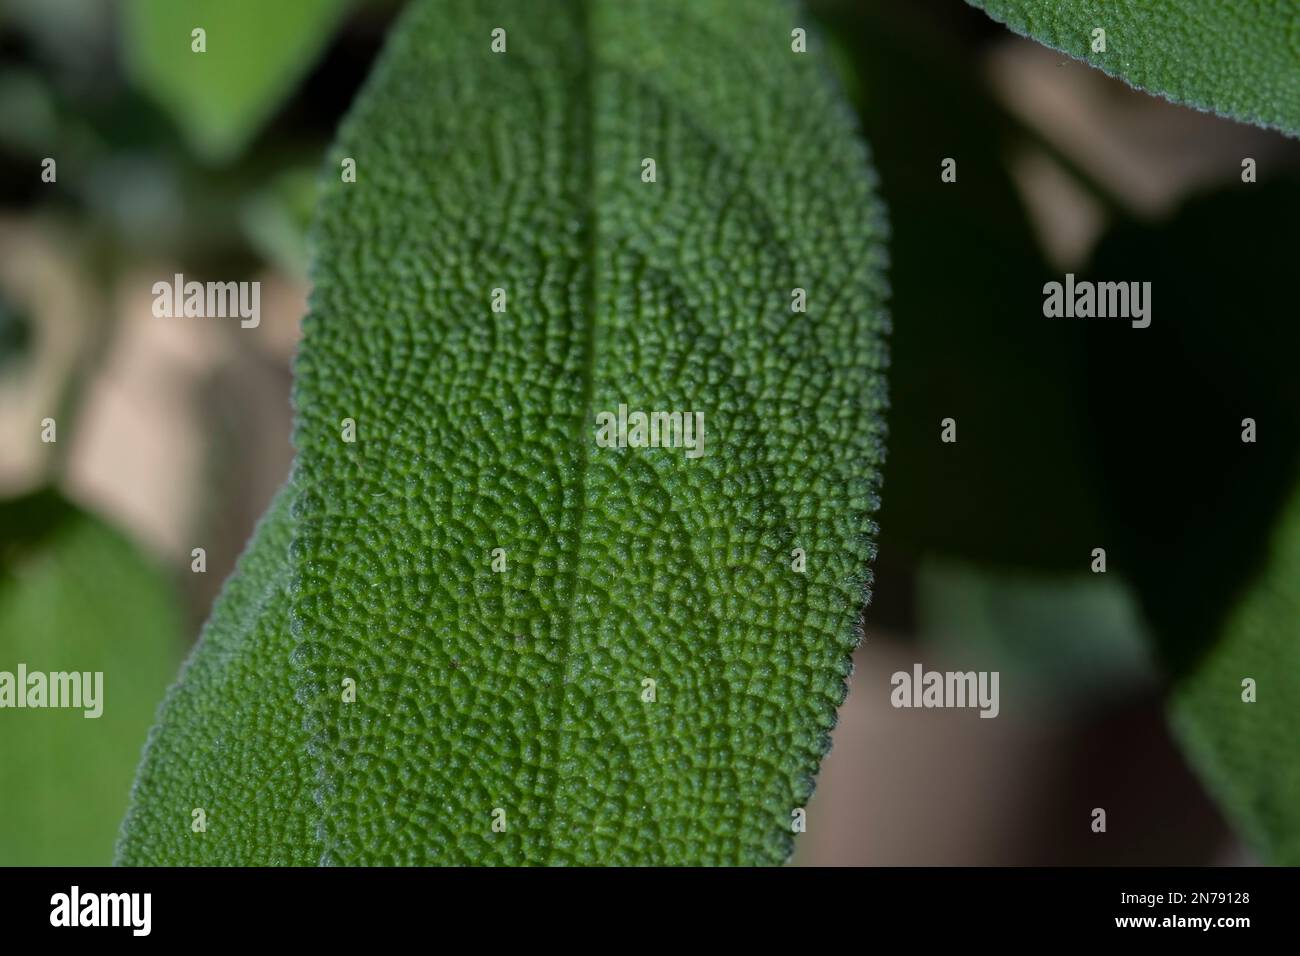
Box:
left=0, top=490, right=181, bottom=865
left=288, top=0, right=887, bottom=865
left=123, top=0, right=352, bottom=162
left=121, top=0, right=887, bottom=866
left=1082, top=181, right=1300, bottom=862
left=1169, top=483, right=1300, bottom=864
left=116, top=487, right=317, bottom=865
left=966, top=0, right=1300, bottom=137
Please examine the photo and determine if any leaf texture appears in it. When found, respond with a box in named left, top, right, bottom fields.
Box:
left=965, top=0, right=1300, bottom=137
left=121, top=0, right=888, bottom=865
left=116, top=488, right=317, bottom=864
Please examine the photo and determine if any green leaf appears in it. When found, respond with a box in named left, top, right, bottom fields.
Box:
left=1082, top=180, right=1300, bottom=862
left=121, top=0, right=888, bottom=865
left=116, top=488, right=317, bottom=865
left=241, top=164, right=320, bottom=278
left=0, top=490, right=180, bottom=865
left=965, top=0, right=1300, bottom=137
left=122, top=0, right=352, bottom=162
left=1170, top=481, right=1300, bottom=864
left=918, top=560, right=1154, bottom=713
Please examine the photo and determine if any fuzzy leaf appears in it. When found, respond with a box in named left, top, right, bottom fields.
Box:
left=116, top=489, right=317, bottom=865
left=121, top=0, right=888, bottom=865
left=123, top=0, right=352, bottom=162
left=965, top=0, right=1300, bottom=137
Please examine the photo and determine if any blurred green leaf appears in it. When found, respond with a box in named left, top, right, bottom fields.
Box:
left=0, top=489, right=180, bottom=865
left=0, top=70, right=60, bottom=157
left=966, top=0, right=1300, bottom=137
left=241, top=165, right=319, bottom=277
left=1084, top=181, right=1300, bottom=862
left=3, top=0, right=115, bottom=82
left=122, top=0, right=352, bottom=163
left=1170, top=481, right=1300, bottom=864
left=918, top=560, right=1154, bottom=714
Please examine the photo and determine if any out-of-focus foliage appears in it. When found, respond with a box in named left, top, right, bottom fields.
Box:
left=0, top=490, right=180, bottom=865
left=919, top=561, right=1154, bottom=713
left=820, top=0, right=1300, bottom=862
left=1085, top=182, right=1300, bottom=862
left=122, top=0, right=352, bottom=162
left=1171, top=480, right=1300, bottom=864
left=241, top=165, right=319, bottom=277
left=1085, top=183, right=1300, bottom=676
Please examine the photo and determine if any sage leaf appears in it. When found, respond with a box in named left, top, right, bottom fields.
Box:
left=116, top=489, right=317, bottom=865
left=965, top=0, right=1300, bottom=137
left=122, top=0, right=888, bottom=866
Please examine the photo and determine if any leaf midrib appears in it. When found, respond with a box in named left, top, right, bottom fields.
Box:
left=541, top=2, right=834, bottom=863
left=541, top=0, right=601, bottom=865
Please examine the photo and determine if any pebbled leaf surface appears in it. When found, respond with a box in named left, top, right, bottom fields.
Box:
left=965, top=0, right=1300, bottom=137
left=122, top=0, right=888, bottom=865
left=117, top=488, right=317, bottom=865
